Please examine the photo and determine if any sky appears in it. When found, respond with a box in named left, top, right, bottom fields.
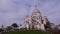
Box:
left=0, top=0, right=60, bottom=27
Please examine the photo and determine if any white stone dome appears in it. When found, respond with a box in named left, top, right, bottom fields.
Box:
left=32, top=5, right=41, bottom=16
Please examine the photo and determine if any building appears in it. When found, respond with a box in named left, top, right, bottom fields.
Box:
left=21, top=6, right=48, bottom=30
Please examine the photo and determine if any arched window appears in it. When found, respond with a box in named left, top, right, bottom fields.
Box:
left=26, top=21, right=29, bottom=24
left=42, top=20, right=44, bottom=24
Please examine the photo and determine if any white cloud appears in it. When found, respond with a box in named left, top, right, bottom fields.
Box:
left=0, top=0, right=60, bottom=27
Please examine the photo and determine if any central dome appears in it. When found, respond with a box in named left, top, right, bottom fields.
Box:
left=32, top=5, right=41, bottom=16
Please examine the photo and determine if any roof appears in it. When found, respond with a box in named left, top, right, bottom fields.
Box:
left=32, top=5, right=41, bottom=15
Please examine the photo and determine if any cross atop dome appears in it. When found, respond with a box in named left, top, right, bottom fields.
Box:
left=32, top=5, right=41, bottom=13
left=35, top=5, right=37, bottom=8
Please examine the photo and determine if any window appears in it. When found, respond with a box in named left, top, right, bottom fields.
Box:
left=37, top=22, right=39, bottom=24
left=26, top=21, right=29, bottom=24
left=42, top=20, right=43, bottom=24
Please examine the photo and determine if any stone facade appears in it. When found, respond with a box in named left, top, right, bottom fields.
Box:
left=21, top=6, right=48, bottom=30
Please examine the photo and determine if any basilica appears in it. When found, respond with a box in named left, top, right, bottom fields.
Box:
left=21, top=6, right=48, bottom=30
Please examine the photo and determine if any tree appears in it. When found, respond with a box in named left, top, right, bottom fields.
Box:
left=6, top=26, right=12, bottom=31
left=44, top=21, right=51, bottom=30
left=11, top=23, right=19, bottom=29
left=58, top=24, right=60, bottom=26
left=20, top=24, right=22, bottom=26
left=0, top=28, right=4, bottom=32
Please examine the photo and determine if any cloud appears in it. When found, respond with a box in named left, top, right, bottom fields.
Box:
left=0, top=0, right=60, bottom=27
left=38, top=0, right=60, bottom=25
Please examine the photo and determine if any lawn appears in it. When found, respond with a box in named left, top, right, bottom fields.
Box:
left=6, top=30, right=48, bottom=34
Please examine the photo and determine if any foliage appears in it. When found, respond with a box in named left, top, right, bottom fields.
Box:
left=0, top=28, right=4, bottom=32
left=6, top=30, right=48, bottom=34
left=44, top=21, right=51, bottom=30
left=6, top=26, right=12, bottom=31
left=58, top=24, right=60, bottom=26
left=47, top=28, right=60, bottom=34
left=11, top=23, right=19, bottom=28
